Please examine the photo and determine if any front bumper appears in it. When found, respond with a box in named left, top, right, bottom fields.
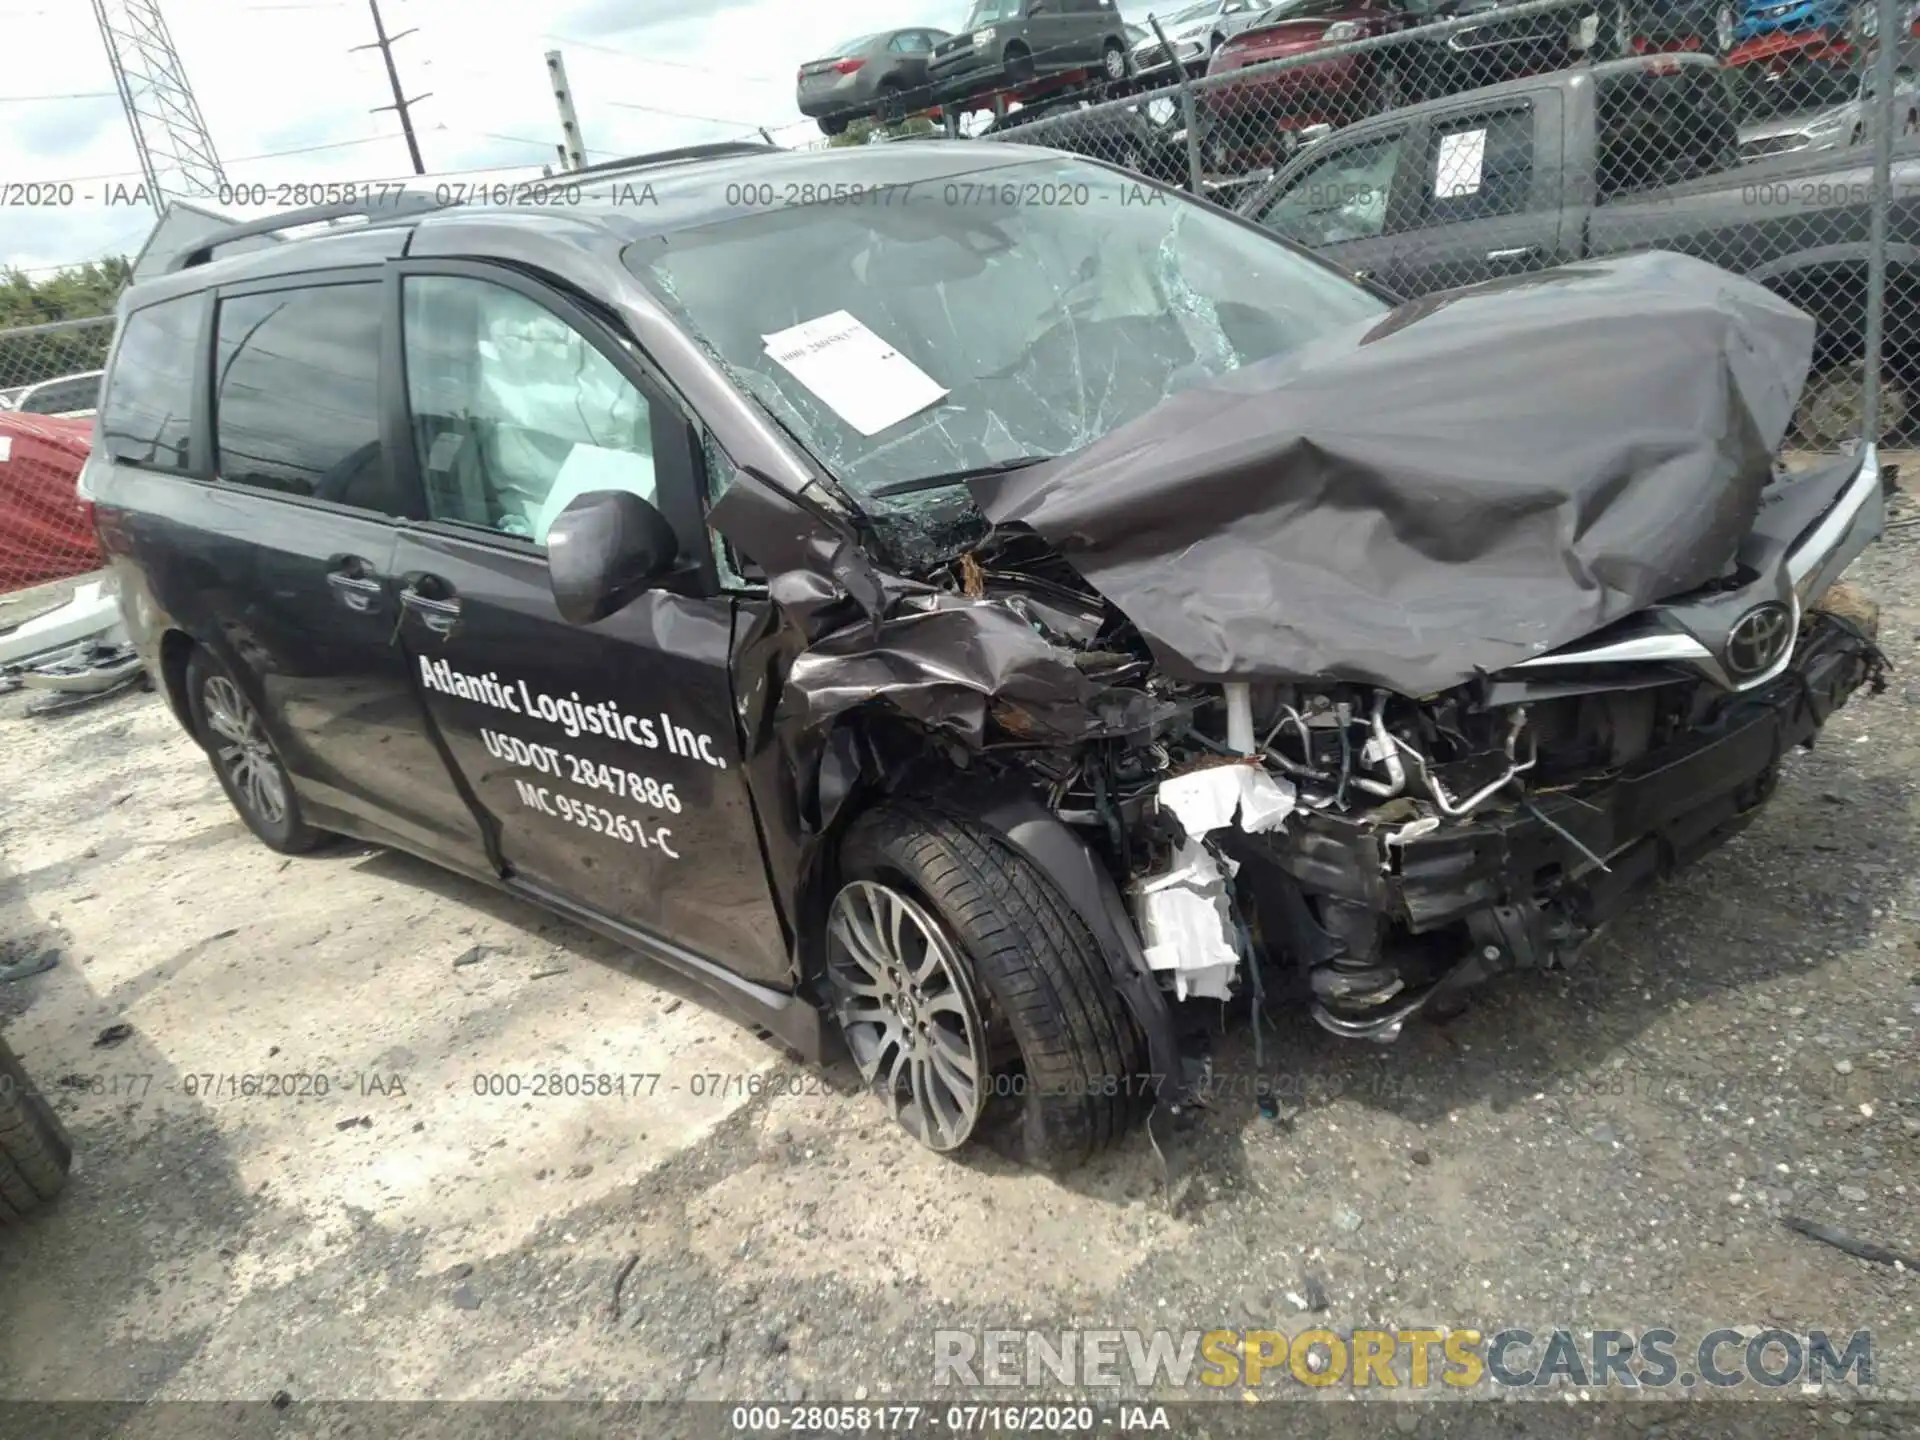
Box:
left=1230, top=608, right=1883, bottom=1038
left=1134, top=36, right=1207, bottom=73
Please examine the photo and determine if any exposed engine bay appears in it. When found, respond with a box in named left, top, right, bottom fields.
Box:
left=910, top=513, right=1887, bottom=1047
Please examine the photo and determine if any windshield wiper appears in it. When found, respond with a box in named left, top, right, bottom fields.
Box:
left=869, top=455, right=1053, bottom=499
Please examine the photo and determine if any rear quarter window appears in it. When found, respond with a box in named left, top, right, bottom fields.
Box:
left=99, top=295, right=202, bottom=470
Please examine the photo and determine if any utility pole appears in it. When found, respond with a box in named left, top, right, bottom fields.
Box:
left=545, top=50, right=587, bottom=172
left=353, top=0, right=429, bottom=175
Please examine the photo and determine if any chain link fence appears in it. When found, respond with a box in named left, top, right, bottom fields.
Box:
left=0, top=315, right=111, bottom=594
left=0, top=315, right=112, bottom=415
left=968, top=0, right=1917, bottom=451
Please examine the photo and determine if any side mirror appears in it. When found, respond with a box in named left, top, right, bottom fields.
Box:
left=547, top=490, right=679, bottom=626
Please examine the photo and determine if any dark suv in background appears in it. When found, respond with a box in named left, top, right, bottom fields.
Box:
left=930, top=0, right=1135, bottom=98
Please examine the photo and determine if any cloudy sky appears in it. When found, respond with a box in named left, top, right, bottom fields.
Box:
left=1, top=0, right=973, bottom=275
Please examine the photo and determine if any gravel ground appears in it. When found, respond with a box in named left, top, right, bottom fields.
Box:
left=0, top=462, right=1917, bottom=1432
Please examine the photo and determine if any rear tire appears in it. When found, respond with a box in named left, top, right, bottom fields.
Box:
left=830, top=805, right=1147, bottom=1173
left=0, top=1036, right=72, bottom=1223
left=818, top=113, right=850, bottom=137
left=186, top=648, right=326, bottom=855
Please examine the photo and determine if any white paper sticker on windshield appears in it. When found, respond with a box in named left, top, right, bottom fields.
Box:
left=761, top=311, right=947, bottom=437
left=1435, top=128, right=1487, bottom=199
left=0, top=437, right=11, bottom=463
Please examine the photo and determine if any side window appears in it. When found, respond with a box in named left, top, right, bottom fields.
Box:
left=888, top=31, right=917, bottom=51
left=1423, top=108, right=1534, bottom=223
left=214, top=284, right=394, bottom=511
left=99, top=296, right=200, bottom=470
left=1256, top=132, right=1406, bottom=247
left=401, top=275, right=659, bottom=547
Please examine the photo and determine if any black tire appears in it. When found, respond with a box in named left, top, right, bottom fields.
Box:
left=834, top=805, right=1146, bottom=1173
left=1006, top=43, right=1036, bottom=83
left=186, top=647, right=326, bottom=855
left=875, top=80, right=906, bottom=123
left=1101, top=38, right=1130, bottom=84
left=0, top=1036, right=72, bottom=1223
left=818, top=113, right=850, bottom=137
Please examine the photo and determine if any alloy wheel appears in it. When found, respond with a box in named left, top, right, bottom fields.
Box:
left=201, top=675, right=289, bottom=827
left=1716, top=3, right=1735, bottom=52
left=825, top=880, right=988, bottom=1152
left=1104, top=43, right=1128, bottom=80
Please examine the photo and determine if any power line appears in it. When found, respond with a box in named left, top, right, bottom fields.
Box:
left=33, top=133, right=404, bottom=186
left=538, top=31, right=784, bottom=85
left=0, top=92, right=117, bottom=103
left=602, top=98, right=785, bottom=131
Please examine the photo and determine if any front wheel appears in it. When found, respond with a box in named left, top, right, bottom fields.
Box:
left=827, top=805, right=1147, bottom=1172
left=187, top=648, right=326, bottom=854
left=0, top=1036, right=72, bottom=1223
left=1102, top=39, right=1130, bottom=83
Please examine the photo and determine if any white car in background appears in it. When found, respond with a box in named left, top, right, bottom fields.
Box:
left=1736, top=64, right=1920, bottom=162
left=1130, top=0, right=1269, bottom=74
left=4, top=370, right=103, bottom=419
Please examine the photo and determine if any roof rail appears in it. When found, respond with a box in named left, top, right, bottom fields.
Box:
left=165, top=190, right=453, bottom=273
left=568, top=141, right=782, bottom=177
left=163, top=143, right=785, bottom=273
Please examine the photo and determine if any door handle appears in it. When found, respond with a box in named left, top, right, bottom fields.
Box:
left=399, top=580, right=463, bottom=637
left=1485, top=246, right=1537, bottom=262
left=1352, top=268, right=1373, bottom=280
left=326, top=558, right=383, bottom=614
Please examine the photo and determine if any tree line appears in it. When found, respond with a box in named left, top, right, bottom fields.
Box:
left=0, top=258, right=131, bottom=392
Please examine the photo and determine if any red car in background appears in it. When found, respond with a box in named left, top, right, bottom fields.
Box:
left=1195, top=0, right=1728, bottom=171
left=1198, top=0, right=1418, bottom=170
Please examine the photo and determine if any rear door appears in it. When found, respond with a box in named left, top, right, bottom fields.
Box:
left=1033, top=0, right=1090, bottom=66
left=889, top=28, right=938, bottom=87
left=1379, top=95, right=1567, bottom=296
left=100, top=275, right=487, bottom=866
left=384, top=262, right=791, bottom=987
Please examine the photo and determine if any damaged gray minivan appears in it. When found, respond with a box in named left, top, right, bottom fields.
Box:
left=91, top=140, right=1887, bottom=1173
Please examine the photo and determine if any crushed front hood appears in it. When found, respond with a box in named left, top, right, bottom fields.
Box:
left=972, top=252, right=1815, bottom=697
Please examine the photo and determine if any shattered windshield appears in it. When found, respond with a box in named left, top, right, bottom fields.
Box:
left=629, top=157, right=1384, bottom=525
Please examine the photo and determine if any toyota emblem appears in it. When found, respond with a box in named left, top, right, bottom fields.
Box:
left=1725, top=602, right=1793, bottom=678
